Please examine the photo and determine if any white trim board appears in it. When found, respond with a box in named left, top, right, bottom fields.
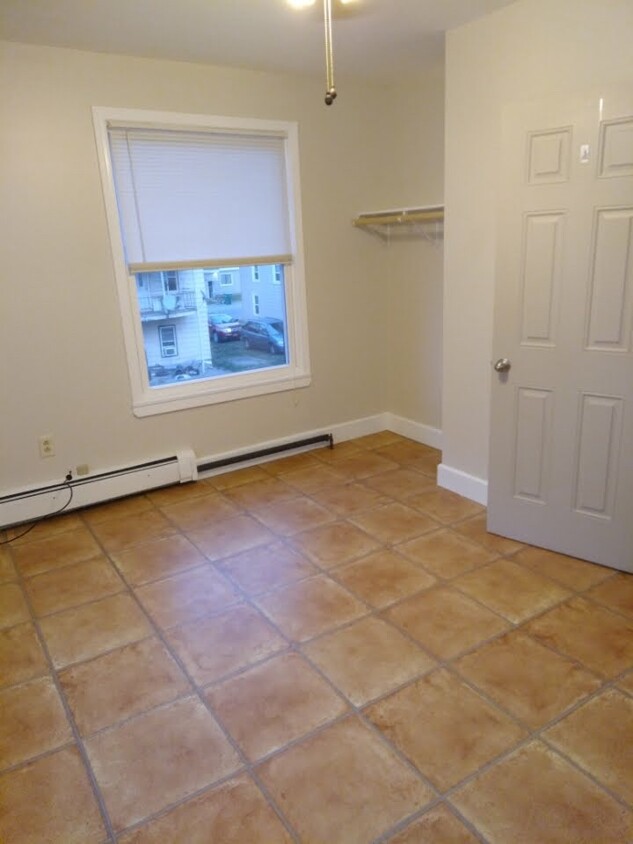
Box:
left=437, top=463, right=488, bottom=506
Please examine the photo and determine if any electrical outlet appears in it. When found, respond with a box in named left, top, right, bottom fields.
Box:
left=76, top=463, right=90, bottom=476
left=39, top=435, right=55, bottom=458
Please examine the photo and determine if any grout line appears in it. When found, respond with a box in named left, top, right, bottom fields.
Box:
left=2, top=438, right=630, bottom=844
left=5, top=543, right=118, bottom=844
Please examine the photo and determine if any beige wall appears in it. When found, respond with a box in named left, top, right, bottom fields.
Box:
left=443, top=0, right=633, bottom=484
left=0, top=42, right=444, bottom=492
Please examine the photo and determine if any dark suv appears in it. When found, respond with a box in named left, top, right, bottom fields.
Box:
left=241, top=318, right=285, bottom=355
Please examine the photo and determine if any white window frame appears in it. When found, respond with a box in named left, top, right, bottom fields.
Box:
left=92, top=106, right=311, bottom=417
left=252, top=293, right=261, bottom=316
left=274, top=264, right=283, bottom=284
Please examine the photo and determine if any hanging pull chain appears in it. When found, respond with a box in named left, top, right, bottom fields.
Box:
left=323, top=0, right=337, bottom=105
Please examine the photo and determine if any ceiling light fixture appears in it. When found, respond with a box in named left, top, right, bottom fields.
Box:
left=289, top=0, right=353, bottom=106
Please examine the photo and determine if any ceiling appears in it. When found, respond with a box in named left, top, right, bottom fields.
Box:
left=1, top=0, right=517, bottom=83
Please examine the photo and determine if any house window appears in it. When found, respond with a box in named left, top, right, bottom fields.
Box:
left=162, top=271, right=178, bottom=293
left=159, top=325, right=178, bottom=357
left=94, top=107, right=310, bottom=416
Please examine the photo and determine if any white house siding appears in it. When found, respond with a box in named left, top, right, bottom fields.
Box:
left=239, top=264, right=286, bottom=321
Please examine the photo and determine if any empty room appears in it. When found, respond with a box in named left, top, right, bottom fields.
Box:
left=1, top=0, right=632, bottom=841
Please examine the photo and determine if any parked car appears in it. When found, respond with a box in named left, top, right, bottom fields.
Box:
left=208, top=313, right=241, bottom=342
left=241, top=318, right=286, bottom=354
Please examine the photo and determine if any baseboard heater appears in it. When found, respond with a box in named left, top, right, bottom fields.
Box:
left=198, top=433, right=333, bottom=475
left=0, top=449, right=197, bottom=529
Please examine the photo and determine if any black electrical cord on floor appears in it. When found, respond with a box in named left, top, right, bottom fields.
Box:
left=0, top=478, right=74, bottom=545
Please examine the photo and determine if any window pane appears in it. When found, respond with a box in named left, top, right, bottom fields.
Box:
left=139, top=264, right=288, bottom=387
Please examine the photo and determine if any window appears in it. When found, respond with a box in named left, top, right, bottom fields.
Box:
left=162, top=271, right=178, bottom=293
left=93, top=107, right=310, bottom=416
left=159, top=325, right=178, bottom=357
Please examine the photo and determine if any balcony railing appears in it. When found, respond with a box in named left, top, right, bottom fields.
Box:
left=138, top=289, right=198, bottom=317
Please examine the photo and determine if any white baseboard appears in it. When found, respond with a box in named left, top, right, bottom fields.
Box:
left=437, top=463, right=488, bottom=506
left=197, top=414, right=388, bottom=478
left=196, top=413, right=444, bottom=480
left=384, top=413, right=443, bottom=450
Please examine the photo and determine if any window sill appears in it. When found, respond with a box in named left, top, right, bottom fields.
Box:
left=132, top=369, right=311, bottom=417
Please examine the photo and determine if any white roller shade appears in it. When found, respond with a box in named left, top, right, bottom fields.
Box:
left=108, top=127, right=292, bottom=269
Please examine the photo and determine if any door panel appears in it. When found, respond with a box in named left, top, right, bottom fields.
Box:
left=489, top=93, right=633, bottom=571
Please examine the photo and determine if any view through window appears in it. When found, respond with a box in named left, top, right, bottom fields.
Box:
left=138, top=263, right=287, bottom=387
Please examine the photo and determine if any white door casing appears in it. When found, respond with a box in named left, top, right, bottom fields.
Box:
left=488, top=93, right=633, bottom=572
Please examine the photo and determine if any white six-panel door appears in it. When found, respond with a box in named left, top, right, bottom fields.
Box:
left=488, top=93, right=633, bottom=572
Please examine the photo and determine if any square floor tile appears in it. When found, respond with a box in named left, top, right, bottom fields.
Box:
left=207, top=465, right=270, bottom=490
left=313, top=440, right=363, bottom=463
left=4, top=513, right=84, bottom=544
left=264, top=451, right=322, bottom=475
left=206, top=652, right=347, bottom=760
left=255, top=575, right=367, bottom=642
left=408, top=489, right=484, bottom=525
left=0, top=582, right=30, bottom=630
left=166, top=604, right=286, bottom=685
left=397, top=529, right=496, bottom=579
left=310, top=482, right=391, bottom=516
left=11, top=527, right=101, bottom=577
left=186, top=515, right=275, bottom=560
left=289, top=520, right=380, bottom=569
left=303, top=616, right=435, bottom=706
left=362, top=468, right=436, bottom=501
left=334, top=550, right=436, bottom=608
left=254, top=497, right=336, bottom=536
left=223, top=477, right=297, bottom=510
left=454, top=630, right=601, bottom=728
left=111, top=534, right=208, bottom=585
left=452, top=741, right=631, bottom=844
left=40, top=592, right=152, bottom=668
left=585, top=573, right=633, bottom=619
left=453, top=558, right=570, bottom=623
left=386, top=804, right=480, bottom=844
left=544, top=689, right=633, bottom=804
left=524, top=596, right=633, bottom=677
left=118, top=774, right=293, bottom=844
left=0, top=677, right=73, bottom=769
left=86, top=696, right=241, bottom=830
left=354, top=431, right=404, bottom=449
left=366, top=669, right=525, bottom=791
left=280, top=464, right=347, bottom=493
left=0, top=548, right=16, bottom=584
left=385, top=586, right=509, bottom=660
left=81, top=495, right=154, bottom=525
left=147, top=479, right=219, bottom=507
left=350, top=502, right=438, bottom=544
left=0, top=746, right=106, bottom=844
left=258, top=717, right=432, bottom=844
left=453, top=515, right=524, bottom=556
left=24, top=556, right=124, bottom=617
left=512, top=546, right=613, bottom=591
left=89, top=509, right=177, bottom=553
left=315, top=451, right=399, bottom=480
left=217, top=541, right=317, bottom=596
left=134, top=565, right=240, bottom=629
left=0, top=623, right=49, bottom=689
left=374, top=443, right=441, bottom=476
left=59, top=637, right=191, bottom=735
left=158, top=491, right=240, bottom=532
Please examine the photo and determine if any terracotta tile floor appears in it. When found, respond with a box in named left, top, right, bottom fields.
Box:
left=0, top=432, right=631, bottom=843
